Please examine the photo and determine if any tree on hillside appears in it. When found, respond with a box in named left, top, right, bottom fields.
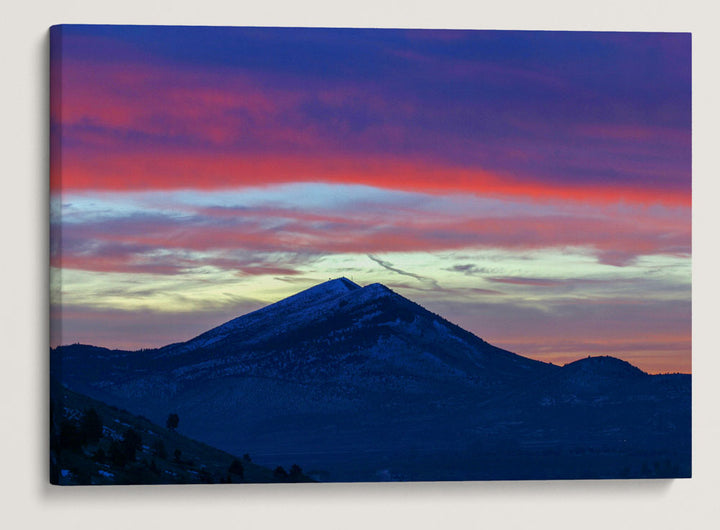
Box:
left=92, top=447, right=106, bottom=463
left=228, top=459, right=244, bottom=480
left=58, top=419, right=83, bottom=452
left=273, top=466, right=289, bottom=480
left=289, top=464, right=303, bottom=481
left=152, top=439, right=167, bottom=459
left=109, top=440, right=128, bottom=468
left=122, top=428, right=142, bottom=462
left=166, top=413, right=180, bottom=431
left=79, top=408, right=103, bottom=444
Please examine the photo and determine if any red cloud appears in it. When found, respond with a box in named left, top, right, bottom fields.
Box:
left=52, top=149, right=690, bottom=207
left=51, top=59, right=691, bottom=207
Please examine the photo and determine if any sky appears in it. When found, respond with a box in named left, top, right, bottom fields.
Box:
left=49, top=25, right=691, bottom=374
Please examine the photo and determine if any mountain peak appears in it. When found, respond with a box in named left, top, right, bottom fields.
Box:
left=351, top=282, right=394, bottom=304
left=232, top=276, right=361, bottom=318
left=363, top=282, right=390, bottom=292
left=328, top=277, right=362, bottom=291
left=282, top=277, right=360, bottom=304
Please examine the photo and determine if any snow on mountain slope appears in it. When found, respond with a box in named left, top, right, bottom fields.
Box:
left=162, top=277, right=362, bottom=355
left=147, top=277, right=555, bottom=390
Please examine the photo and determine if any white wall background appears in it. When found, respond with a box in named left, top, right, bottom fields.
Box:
left=1, top=1, right=717, bottom=528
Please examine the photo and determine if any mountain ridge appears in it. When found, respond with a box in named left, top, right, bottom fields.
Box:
left=52, top=279, right=681, bottom=376
left=51, top=278, right=691, bottom=481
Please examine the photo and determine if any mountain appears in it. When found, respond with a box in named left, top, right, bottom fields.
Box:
left=51, top=278, right=691, bottom=481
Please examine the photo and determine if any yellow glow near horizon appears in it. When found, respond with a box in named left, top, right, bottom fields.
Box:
left=54, top=247, right=690, bottom=313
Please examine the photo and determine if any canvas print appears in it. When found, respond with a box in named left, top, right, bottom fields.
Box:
left=49, top=25, right=691, bottom=485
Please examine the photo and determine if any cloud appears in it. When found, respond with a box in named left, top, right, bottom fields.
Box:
left=367, top=254, right=440, bottom=289
left=51, top=186, right=691, bottom=276
left=53, top=147, right=690, bottom=207
left=52, top=29, right=690, bottom=207
left=383, top=281, right=505, bottom=297
left=487, top=277, right=566, bottom=287
left=449, top=264, right=481, bottom=275
left=49, top=27, right=691, bottom=374
left=595, top=250, right=641, bottom=267
left=446, top=263, right=501, bottom=276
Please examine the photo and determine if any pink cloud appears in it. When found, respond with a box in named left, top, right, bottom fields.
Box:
left=52, top=198, right=690, bottom=275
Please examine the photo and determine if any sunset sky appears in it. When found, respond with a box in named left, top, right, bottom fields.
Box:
left=50, top=26, right=691, bottom=373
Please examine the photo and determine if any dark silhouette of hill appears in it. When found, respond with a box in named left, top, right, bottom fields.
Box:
left=52, top=278, right=690, bottom=481
left=50, top=379, right=312, bottom=485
